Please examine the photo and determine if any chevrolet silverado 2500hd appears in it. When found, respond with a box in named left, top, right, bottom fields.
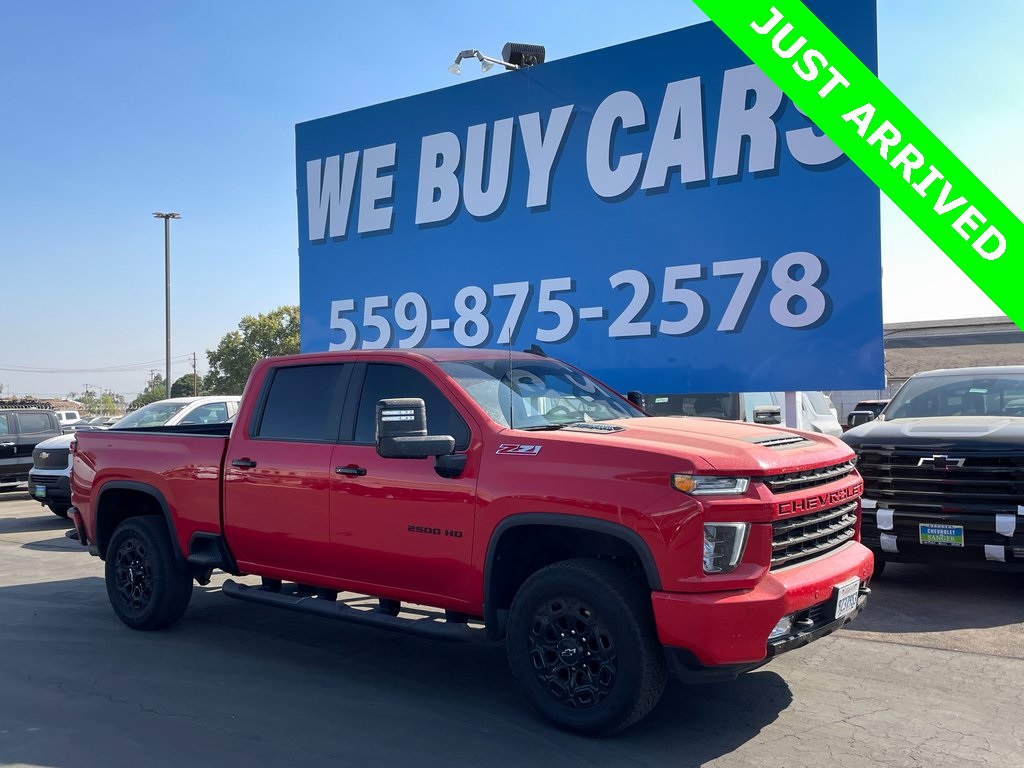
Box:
left=71, top=349, right=872, bottom=735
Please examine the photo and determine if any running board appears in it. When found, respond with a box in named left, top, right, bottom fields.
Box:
left=220, top=579, right=474, bottom=642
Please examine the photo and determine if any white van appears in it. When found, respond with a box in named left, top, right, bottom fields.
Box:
left=627, top=390, right=844, bottom=437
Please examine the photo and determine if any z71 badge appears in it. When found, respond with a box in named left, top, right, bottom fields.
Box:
left=496, top=444, right=542, bottom=456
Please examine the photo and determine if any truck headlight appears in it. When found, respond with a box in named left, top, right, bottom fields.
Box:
left=703, top=523, right=749, bottom=573
left=672, top=474, right=749, bottom=495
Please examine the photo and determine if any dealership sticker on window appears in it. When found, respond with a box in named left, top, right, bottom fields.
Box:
left=692, top=0, right=1024, bottom=330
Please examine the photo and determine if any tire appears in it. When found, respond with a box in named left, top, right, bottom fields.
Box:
left=104, top=516, right=193, bottom=630
left=506, top=559, right=667, bottom=736
left=47, top=504, right=70, bottom=519
left=871, top=553, right=886, bottom=579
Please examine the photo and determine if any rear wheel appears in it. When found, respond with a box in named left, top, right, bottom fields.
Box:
left=47, top=503, right=70, bottom=519
left=105, top=517, right=193, bottom=630
left=506, top=559, right=666, bottom=736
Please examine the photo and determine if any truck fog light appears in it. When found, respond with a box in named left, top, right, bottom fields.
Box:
left=769, top=616, right=793, bottom=640
left=702, top=523, right=749, bottom=573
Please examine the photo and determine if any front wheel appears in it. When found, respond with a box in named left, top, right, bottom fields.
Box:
left=105, top=516, right=193, bottom=630
left=47, top=504, right=70, bottom=519
left=506, top=559, right=667, bottom=736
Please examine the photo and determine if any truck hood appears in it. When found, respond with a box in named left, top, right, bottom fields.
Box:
left=526, top=417, right=852, bottom=474
left=843, top=416, right=1024, bottom=450
left=35, top=433, right=76, bottom=451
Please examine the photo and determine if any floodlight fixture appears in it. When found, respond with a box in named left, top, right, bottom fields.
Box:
left=501, top=42, right=546, bottom=68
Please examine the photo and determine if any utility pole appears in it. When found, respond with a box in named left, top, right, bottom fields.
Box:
left=192, top=352, right=198, bottom=396
left=153, top=212, right=181, bottom=397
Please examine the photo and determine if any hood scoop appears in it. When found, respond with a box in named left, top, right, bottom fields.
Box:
left=563, top=422, right=625, bottom=434
left=746, top=432, right=815, bottom=450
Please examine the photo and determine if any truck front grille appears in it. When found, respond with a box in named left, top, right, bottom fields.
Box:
left=771, top=500, right=858, bottom=569
left=855, top=446, right=1024, bottom=514
left=28, top=474, right=62, bottom=488
left=764, top=460, right=856, bottom=494
left=32, top=447, right=69, bottom=470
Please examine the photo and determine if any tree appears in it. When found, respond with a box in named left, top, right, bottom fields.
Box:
left=205, top=305, right=300, bottom=395
left=67, top=388, right=127, bottom=415
left=129, top=371, right=167, bottom=410
left=171, top=374, right=205, bottom=398
left=98, top=391, right=128, bottom=415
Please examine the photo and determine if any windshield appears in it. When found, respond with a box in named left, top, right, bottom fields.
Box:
left=439, top=359, right=643, bottom=428
left=804, top=391, right=834, bottom=417
left=885, top=372, right=1024, bottom=419
left=113, top=401, right=188, bottom=429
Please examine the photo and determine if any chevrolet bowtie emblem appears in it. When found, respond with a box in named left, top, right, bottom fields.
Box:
left=917, top=455, right=966, bottom=469
left=39, top=452, right=49, bottom=460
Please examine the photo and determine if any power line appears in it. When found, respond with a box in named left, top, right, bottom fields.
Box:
left=0, top=354, right=195, bottom=374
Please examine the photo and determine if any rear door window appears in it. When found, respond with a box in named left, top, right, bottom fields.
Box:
left=0, top=414, right=9, bottom=435
left=255, top=364, right=348, bottom=442
left=15, top=412, right=53, bottom=434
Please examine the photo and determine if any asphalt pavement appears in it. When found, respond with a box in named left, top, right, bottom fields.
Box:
left=1, top=489, right=1021, bottom=767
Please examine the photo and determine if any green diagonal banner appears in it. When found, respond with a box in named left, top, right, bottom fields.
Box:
left=692, top=0, right=1023, bottom=329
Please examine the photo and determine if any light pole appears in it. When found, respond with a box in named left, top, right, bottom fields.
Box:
left=153, top=212, right=181, bottom=398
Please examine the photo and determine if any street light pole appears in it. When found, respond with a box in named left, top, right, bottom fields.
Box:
left=153, top=212, right=181, bottom=398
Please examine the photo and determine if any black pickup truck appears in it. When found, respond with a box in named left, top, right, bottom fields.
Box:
left=843, top=366, right=1024, bottom=573
left=0, top=405, right=62, bottom=487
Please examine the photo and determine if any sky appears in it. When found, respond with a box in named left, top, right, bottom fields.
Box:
left=1, top=1, right=1021, bottom=399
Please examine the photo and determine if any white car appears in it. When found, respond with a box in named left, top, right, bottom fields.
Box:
left=28, top=396, right=241, bottom=518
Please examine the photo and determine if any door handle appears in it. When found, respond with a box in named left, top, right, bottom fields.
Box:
left=231, top=458, right=258, bottom=469
left=335, top=465, right=367, bottom=477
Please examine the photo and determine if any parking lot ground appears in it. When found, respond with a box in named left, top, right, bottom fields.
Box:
left=2, top=490, right=1022, bottom=767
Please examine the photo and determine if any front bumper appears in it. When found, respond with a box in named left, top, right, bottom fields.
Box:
left=27, top=472, right=71, bottom=505
left=862, top=508, right=1024, bottom=570
left=651, top=541, right=873, bottom=669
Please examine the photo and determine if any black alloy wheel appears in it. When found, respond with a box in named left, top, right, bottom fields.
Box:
left=104, top=516, right=193, bottom=630
left=507, top=558, right=666, bottom=736
left=526, top=596, right=617, bottom=708
left=114, top=535, right=154, bottom=613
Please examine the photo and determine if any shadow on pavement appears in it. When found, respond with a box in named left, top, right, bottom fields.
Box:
left=0, top=485, right=31, bottom=503
left=22, top=535, right=83, bottom=553
left=0, top=577, right=793, bottom=766
left=0, top=512, right=73, bottom=535
left=849, top=562, right=1024, bottom=633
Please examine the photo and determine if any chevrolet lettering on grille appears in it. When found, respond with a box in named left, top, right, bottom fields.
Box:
left=777, top=482, right=863, bottom=515
left=917, top=455, right=966, bottom=470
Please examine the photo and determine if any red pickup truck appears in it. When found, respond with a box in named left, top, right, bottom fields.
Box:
left=70, top=349, right=872, bottom=735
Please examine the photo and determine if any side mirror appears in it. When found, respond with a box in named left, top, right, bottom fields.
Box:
left=375, top=398, right=455, bottom=459
left=752, top=405, right=782, bottom=425
left=626, top=391, right=645, bottom=408
left=846, top=410, right=876, bottom=428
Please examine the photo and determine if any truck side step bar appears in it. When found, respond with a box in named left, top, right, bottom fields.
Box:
left=220, top=579, right=476, bottom=642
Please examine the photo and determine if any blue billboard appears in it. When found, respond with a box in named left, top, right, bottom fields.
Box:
left=295, top=2, right=882, bottom=393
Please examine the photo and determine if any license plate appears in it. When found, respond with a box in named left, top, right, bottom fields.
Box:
left=919, top=523, right=964, bottom=547
left=834, top=578, right=860, bottom=620
left=33, top=485, right=46, bottom=499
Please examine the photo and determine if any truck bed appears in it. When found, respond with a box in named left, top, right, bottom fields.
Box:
left=73, top=427, right=231, bottom=554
